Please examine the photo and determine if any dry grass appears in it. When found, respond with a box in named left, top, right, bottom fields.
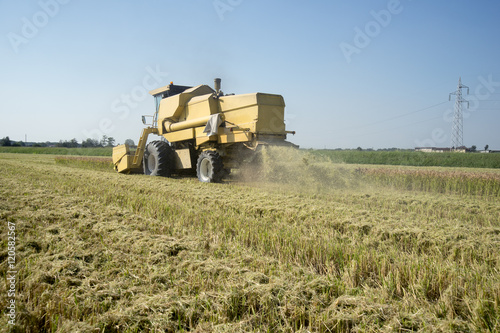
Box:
left=356, top=166, right=500, bottom=197
left=0, top=151, right=499, bottom=332
left=235, top=146, right=500, bottom=198
left=54, top=156, right=113, bottom=171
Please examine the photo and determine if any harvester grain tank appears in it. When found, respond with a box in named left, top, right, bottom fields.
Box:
left=112, top=79, right=296, bottom=182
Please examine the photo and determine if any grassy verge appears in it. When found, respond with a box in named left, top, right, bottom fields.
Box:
left=0, top=153, right=499, bottom=332
left=0, top=146, right=113, bottom=156
left=311, top=149, right=500, bottom=168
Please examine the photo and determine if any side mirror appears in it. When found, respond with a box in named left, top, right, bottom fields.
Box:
left=142, top=116, right=147, bottom=125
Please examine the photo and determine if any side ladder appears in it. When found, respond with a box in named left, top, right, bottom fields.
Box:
left=132, top=127, right=158, bottom=167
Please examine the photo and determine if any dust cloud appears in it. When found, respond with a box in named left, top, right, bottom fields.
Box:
left=231, top=146, right=360, bottom=193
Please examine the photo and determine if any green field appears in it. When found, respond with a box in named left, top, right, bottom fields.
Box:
left=0, top=146, right=113, bottom=156
left=2, top=146, right=500, bottom=169
left=312, top=150, right=500, bottom=169
left=0, top=150, right=499, bottom=332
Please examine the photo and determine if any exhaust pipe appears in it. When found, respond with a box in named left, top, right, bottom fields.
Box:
left=214, top=78, right=221, bottom=94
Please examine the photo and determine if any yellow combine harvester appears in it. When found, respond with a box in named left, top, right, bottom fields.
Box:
left=112, top=78, right=296, bottom=182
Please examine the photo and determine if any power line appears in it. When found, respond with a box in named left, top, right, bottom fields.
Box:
left=368, top=101, right=449, bottom=126
left=336, top=115, right=443, bottom=139
left=342, top=100, right=449, bottom=131
left=367, top=115, right=443, bottom=137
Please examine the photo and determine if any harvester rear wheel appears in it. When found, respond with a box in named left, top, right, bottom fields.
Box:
left=143, top=141, right=173, bottom=176
left=197, top=150, right=224, bottom=183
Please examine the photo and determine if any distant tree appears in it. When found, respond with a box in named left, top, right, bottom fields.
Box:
left=356, top=147, right=362, bottom=151
left=82, top=138, right=100, bottom=148
left=470, top=145, right=477, bottom=152
left=56, top=139, right=78, bottom=148
left=106, top=137, right=115, bottom=147
left=11, top=141, right=23, bottom=147
left=485, top=144, right=489, bottom=151
left=124, top=139, right=135, bottom=146
left=100, top=135, right=108, bottom=147
left=33, top=142, right=48, bottom=147
left=1, top=136, right=11, bottom=146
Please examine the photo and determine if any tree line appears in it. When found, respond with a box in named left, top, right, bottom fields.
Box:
left=0, top=136, right=135, bottom=148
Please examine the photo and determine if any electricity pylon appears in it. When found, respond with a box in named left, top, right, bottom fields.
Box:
left=449, top=77, right=469, bottom=150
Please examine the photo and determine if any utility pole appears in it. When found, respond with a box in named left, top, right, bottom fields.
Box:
left=449, top=77, right=469, bottom=150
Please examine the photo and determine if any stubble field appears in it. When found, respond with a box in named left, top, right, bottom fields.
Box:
left=0, top=148, right=499, bottom=332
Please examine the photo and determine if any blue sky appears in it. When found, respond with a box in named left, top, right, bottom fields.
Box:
left=1, top=0, right=499, bottom=149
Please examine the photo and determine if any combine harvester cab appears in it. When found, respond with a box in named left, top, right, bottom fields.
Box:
left=112, top=78, right=296, bottom=182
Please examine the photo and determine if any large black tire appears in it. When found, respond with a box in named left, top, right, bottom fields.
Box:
left=143, top=141, right=173, bottom=176
left=196, top=150, right=224, bottom=183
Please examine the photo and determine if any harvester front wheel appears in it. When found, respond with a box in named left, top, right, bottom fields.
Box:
left=143, top=141, right=173, bottom=176
left=197, top=151, right=224, bottom=183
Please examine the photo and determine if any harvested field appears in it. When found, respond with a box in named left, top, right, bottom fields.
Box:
left=0, top=150, right=499, bottom=332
